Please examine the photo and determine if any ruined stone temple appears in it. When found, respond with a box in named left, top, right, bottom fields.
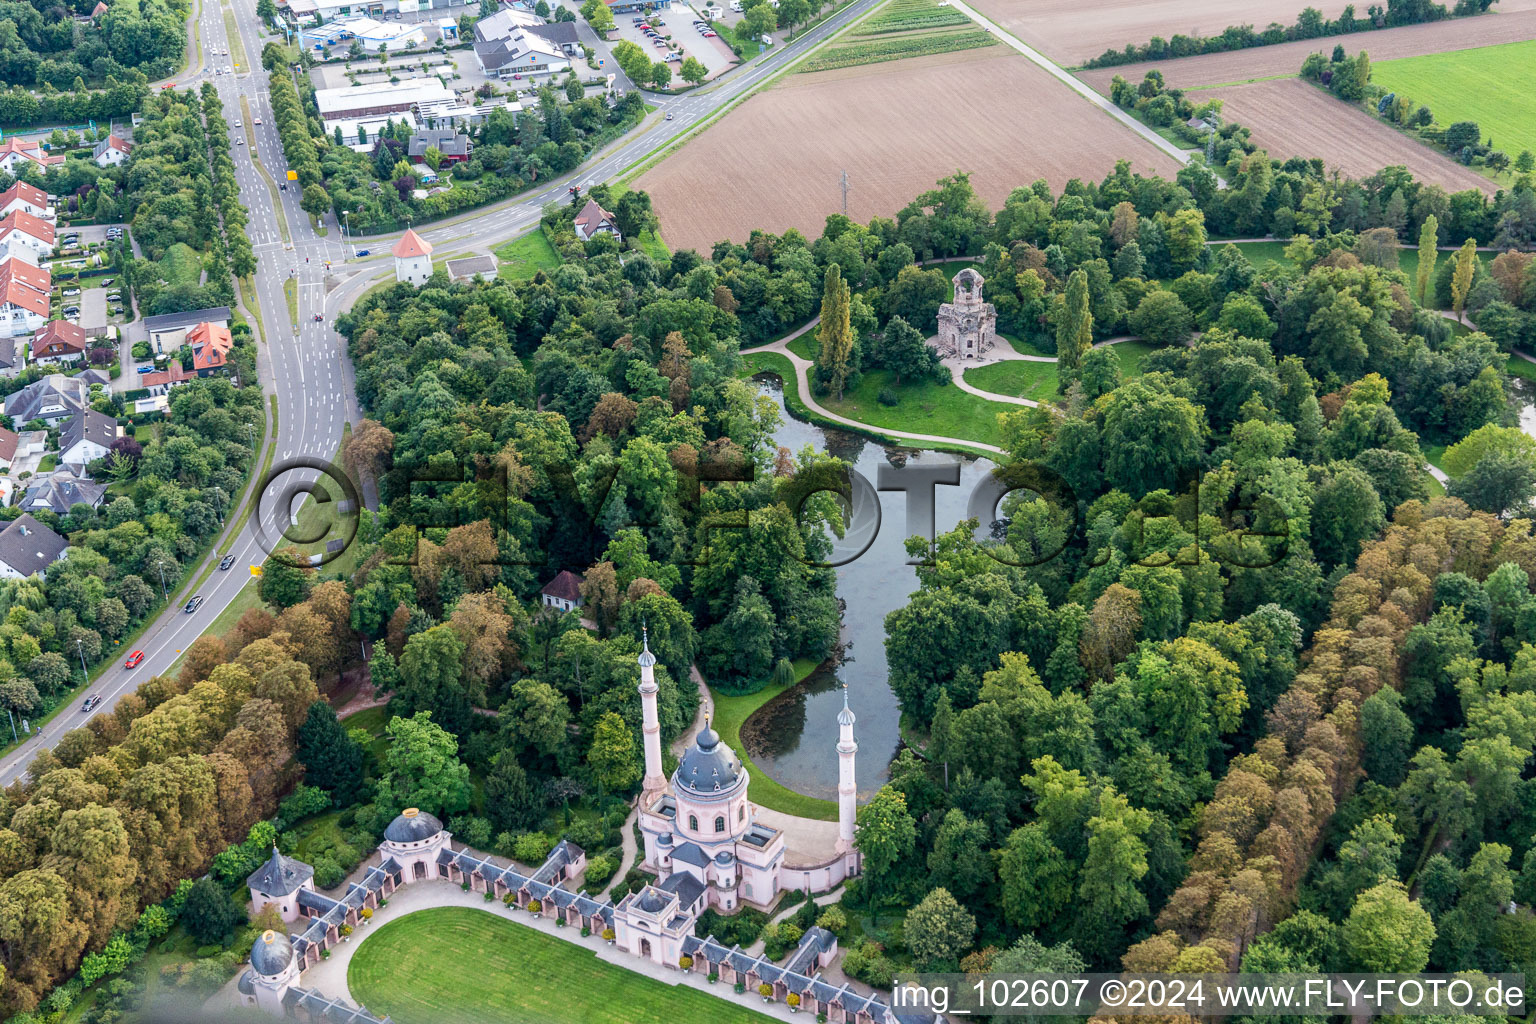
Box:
left=932, top=267, right=997, bottom=359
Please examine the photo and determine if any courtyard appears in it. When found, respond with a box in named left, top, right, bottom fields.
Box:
left=346, top=905, right=781, bottom=1024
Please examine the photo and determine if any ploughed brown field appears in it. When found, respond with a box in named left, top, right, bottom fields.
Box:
left=1076, top=8, right=1536, bottom=91
left=1205, top=78, right=1495, bottom=193
left=964, top=0, right=1359, bottom=65
left=636, top=49, right=1183, bottom=253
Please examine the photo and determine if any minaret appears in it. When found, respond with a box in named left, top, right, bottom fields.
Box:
left=638, top=626, right=667, bottom=800
left=835, top=685, right=858, bottom=855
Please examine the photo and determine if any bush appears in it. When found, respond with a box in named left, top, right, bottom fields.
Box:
left=512, top=831, right=553, bottom=865
left=313, top=854, right=346, bottom=889
left=841, top=940, right=896, bottom=989
left=876, top=387, right=899, bottom=406
left=583, top=853, right=618, bottom=888
left=695, top=906, right=768, bottom=946
left=679, top=955, right=693, bottom=969
left=816, top=905, right=848, bottom=933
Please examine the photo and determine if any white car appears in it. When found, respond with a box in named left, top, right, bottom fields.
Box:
left=235, top=120, right=242, bottom=128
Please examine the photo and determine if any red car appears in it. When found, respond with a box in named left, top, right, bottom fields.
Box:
left=125, top=650, right=145, bottom=669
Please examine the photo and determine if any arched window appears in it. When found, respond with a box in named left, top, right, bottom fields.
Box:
left=714, top=816, right=725, bottom=833
left=688, top=814, right=698, bottom=831
left=738, top=805, right=745, bottom=822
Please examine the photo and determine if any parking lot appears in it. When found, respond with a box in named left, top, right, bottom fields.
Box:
left=611, top=5, right=738, bottom=81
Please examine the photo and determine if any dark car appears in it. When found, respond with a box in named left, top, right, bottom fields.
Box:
left=81, top=694, right=103, bottom=712
left=184, top=595, right=204, bottom=613
left=219, top=554, right=237, bottom=570
left=355, top=249, right=370, bottom=257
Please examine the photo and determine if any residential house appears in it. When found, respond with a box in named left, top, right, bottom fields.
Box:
left=0, top=210, right=55, bottom=265
left=0, top=513, right=68, bottom=580
left=407, top=129, right=472, bottom=165
left=0, top=427, right=16, bottom=470
left=138, top=359, right=197, bottom=394
left=0, top=138, right=63, bottom=177
left=91, top=1, right=108, bottom=17
left=92, top=135, right=133, bottom=168
left=0, top=336, right=23, bottom=378
left=187, top=321, right=234, bottom=376
left=0, top=258, right=50, bottom=338
left=18, top=467, right=107, bottom=518
left=31, top=320, right=88, bottom=367
left=59, top=409, right=118, bottom=466
left=573, top=198, right=621, bottom=242
left=0, top=182, right=52, bottom=222
left=540, top=569, right=584, bottom=612
left=392, top=228, right=433, bottom=286
left=143, top=306, right=231, bottom=351
left=2, top=372, right=102, bottom=428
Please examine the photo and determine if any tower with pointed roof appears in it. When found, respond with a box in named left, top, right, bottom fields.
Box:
left=392, top=227, right=433, bottom=286
left=836, top=686, right=858, bottom=855
left=638, top=626, right=667, bottom=799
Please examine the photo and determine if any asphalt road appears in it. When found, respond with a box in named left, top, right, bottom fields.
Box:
left=0, top=0, right=883, bottom=786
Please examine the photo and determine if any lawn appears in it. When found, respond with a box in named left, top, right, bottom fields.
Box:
left=494, top=229, right=562, bottom=281
left=161, top=243, right=204, bottom=287
left=962, top=340, right=1157, bottom=401
left=1371, top=39, right=1536, bottom=163
left=709, top=658, right=836, bottom=821
left=348, top=907, right=779, bottom=1024
left=1507, top=353, right=1536, bottom=383
left=818, top=368, right=1012, bottom=447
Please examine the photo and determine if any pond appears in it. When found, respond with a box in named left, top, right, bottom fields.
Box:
left=737, top=374, right=997, bottom=800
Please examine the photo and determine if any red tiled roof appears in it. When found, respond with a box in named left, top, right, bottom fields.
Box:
left=139, top=361, right=196, bottom=388
left=105, top=135, right=131, bottom=154
left=541, top=569, right=584, bottom=602
left=0, top=210, right=55, bottom=246
left=574, top=198, right=616, bottom=234
left=31, top=320, right=87, bottom=359
left=187, top=321, right=233, bottom=370
left=392, top=228, right=432, bottom=259
left=0, top=181, right=48, bottom=211
left=0, top=259, right=49, bottom=318
left=0, top=139, right=61, bottom=168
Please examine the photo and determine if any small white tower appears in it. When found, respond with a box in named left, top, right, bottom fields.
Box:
left=835, top=685, right=858, bottom=855
left=638, top=626, right=667, bottom=800
left=392, top=227, right=433, bottom=286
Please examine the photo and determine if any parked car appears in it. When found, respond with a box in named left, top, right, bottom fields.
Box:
left=184, top=595, right=204, bottom=614
left=124, top=650, right=145, bottom=669
left=62, top=287, right=80, bottom=296
left=110, top=306, right=124, bottom=315
left=219, top=554, right=237, bottom=570
left=704, top=29, right=717, bottom=35
left=81, top=694, right=103, bottom=711
left=63, top=306, right=80, bottom=317
left=137, top=365, right=155, bottom=374
left=102, top=277, right=114, bottom=285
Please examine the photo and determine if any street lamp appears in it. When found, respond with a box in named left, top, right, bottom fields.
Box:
left=156, top=559, right=169, bottom=601
left=342, top=209, right=352, bottom=258
left=76, top=638, right=87, bottom=678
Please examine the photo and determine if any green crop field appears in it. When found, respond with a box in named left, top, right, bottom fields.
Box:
left=1371, top=39, right=1536, bottom=161
left=862, top=0, right=970, bottom=34
left=349, top=907, right=779, bottom=1024
left=799, top=0, right=994, bottom=72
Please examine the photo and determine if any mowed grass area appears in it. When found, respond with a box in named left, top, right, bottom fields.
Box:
left=963, top=340, right=1158, bottom=401
left=819, top=368, right=1012, bottom=447
left=349, top=907, right=780, bottom=1024
left=494, top=229, right=562, bottom=281
left=1371, top=39, right=1536, bottom=162
left=710, top=658, right=835, bottom=821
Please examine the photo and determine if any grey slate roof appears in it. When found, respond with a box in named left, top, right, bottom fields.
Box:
left=0, top=514, right=67, bottom=576
left=658, top=870, right=705, bottom=909
left=675, top=722, right=742, bottom=794
left=3, top=374, right=88, bottom=424
left=142, top=306, right=231, bottom=334
left=527, top=20, right=578, bottom=48
left=681, top=932, right=894, bottom=1020
left=671, top=841, right=708, bottom=868
left=60, top=409, right=116, bottom=456
left=247, top=846, right=315, bottom=897
left=383, top=807, right=443, bottom=843
left=19, top=470, right=106, bottom=516
left=250, top=929, right=295, bottom=976
left=285, top=985, right=393, bottom=1024
left=407, top=129, right=470, bottom=158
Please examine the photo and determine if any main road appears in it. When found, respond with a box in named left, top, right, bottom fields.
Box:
left=0, top=0, right=884, bottom=786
